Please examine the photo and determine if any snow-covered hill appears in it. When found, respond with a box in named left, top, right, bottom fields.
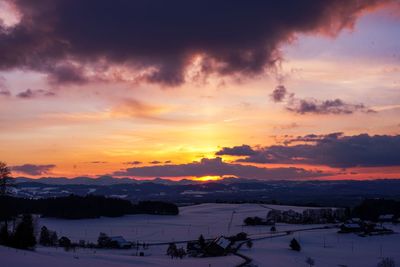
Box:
left=2, top=203, right=399, bottom=267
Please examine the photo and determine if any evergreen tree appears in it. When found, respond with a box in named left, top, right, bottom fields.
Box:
left=39, top=226, right=51, bottom=246
left=198, top=234, right=206, bottom=248
left=0, top=224, right=9, bottom=245
left=58, top=236, right=71, bottom=248
left=0, top=162, right=13, bottom=196
left=50, top=231, right=58, bottom=246
left=377, top=257, right=395, bottom=267
left=306, top=257, right=315, bottom=267
left=246, top=240, right=253, bottom=248
left=289, top=238, right=301, bottom=251
left=97, top=232, right=111, bottom=248
left=167, top=242, right=177, bottom=258
left=12, top=214, right=36, bottom=249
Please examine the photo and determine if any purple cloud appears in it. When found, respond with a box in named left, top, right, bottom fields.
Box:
left=271, top=85, right=375, bottom=115
left=227, top=133, right=400, bottom=168
left=114, top=157, right=327, bottom=180
left=11, top=164, right=56, bottom=176
left=216, top=145, right=256, bottom=156
left=123, top=161, right=142, bottom=165
left=0, top=0, right=386, bottom=86
left=286, top=98, right=375, bottom=115
left=16, top=89, right=56, bottom=99
left=271, top=85, right=287, bottom=103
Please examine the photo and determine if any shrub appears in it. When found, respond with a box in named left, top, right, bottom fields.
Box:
left=59, top=236, right=72, bottom=248
left=12, top=214, right=36, bottom=249
left=289, top=238, right=301, bottom=251
left=306, top=257, right=315, bottom=267
left=377, top=257, right=395, bottom=267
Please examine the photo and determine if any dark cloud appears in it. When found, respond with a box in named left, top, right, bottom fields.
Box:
left=164, top=160, right=172, bottom=164
left=286, top=98, right=375, bottom=115
left=114, top=157, right=327, bottom=180
left=283, top=132, right=343, bottom=144
left=88, top=161, right=107, bottom=164
left=234, top=133, right=400, bottom=168
left=0, top=89, right=11, bottom=97
left=216, top=144, right=256, bottom=156
left=271, top=85, right=288, bottom=103
left=11, top=164, right=56, bottom=175
left=149, top=161, right=162, bottom=164
left=47, top=63, right=88, bottom=85
left=123, top=161, right=142, bottom=165
left=271, top=85, right=375, bottom=115
left=16, top=89, right=56, bottom=98
left=0, top=0, right=388, bottom=86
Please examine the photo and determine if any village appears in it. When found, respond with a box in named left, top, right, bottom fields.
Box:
left=244, top=207, right=347, bottom=226
left=27, top=204, right=398, bottom=267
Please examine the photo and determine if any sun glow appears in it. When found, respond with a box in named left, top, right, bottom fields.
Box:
left=193, top=175, right=222, bottom=182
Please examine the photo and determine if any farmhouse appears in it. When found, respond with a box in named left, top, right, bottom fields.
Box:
left=109, top=236, right=132, bottom=248
left=204, top=236, right=232, bottom=256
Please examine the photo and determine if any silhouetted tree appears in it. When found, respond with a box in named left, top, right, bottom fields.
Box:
left=0, top=162, right=13, bottom=196
left=377, top=257, right=395, bottom=267
left=12, top=214, right=36, bottom=249
left=97, top=232, right=112, bottom=248
left=167, top=242, right=178, bottom=258
left=229, top=232, right=248, bottom=242
left=177, top=247, right=186, bottom=259
left=290, top=238, right=301, bottom=251
left=0, top=195, right=179, bottom=220
left=39, top=226, right=51, bottom=246
left=306, top=257, right=315, bottom=267
left=198, top=234, right=206, bottom=248
left=246, top=240, right=253, bottom=248
left=244, top=216, right=264, bottom=225
left=0, top=162, right=14, bottom=232
left=50, top=231, right=58, bottom=246
left=0, top=224, right=10, bottom=245
left=58, top=236, right=72, bottom=249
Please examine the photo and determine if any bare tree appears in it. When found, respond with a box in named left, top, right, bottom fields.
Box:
left=377, top=258, right=395, bottom=267
left=0, top=161, right=13, bottom=196
left=306, top=257, right=316, bottom=267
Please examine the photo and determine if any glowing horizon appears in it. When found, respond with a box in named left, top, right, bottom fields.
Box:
left=1, top=1, right=400, bottom=181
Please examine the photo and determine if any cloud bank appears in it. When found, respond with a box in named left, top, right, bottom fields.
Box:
left=0, top=0, right=388, bottom=86
left=114, top=157, right=326, bottom=180
left=11, top=164, right=56, bottom=175
left=217, top=133, right=400, bottom=168
left=271, top=85, right=375, bottom=115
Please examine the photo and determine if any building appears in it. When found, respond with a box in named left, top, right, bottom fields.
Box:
left=204, top=236, right=232, bottom=257
left=109, top=236, right=132, bottom=248
left=378, top=214, right=395, bottom=223
left=339, top=223, right=362, bottom=233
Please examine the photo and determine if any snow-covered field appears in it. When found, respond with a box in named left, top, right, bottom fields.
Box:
left=1, top=203, right=399, bottom=267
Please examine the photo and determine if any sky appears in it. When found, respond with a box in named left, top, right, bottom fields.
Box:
left=0, top=0, right=400, bottom=181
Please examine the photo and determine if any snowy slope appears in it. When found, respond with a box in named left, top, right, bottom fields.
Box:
left=1, top=203, right=399, bottom=267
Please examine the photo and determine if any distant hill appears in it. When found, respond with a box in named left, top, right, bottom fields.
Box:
left=10, top=178, right=400, bottom=207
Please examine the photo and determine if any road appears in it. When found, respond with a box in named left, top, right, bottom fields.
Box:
left=234, top=224, right=339, bottom=267
left=142, top=224, right=339, bottom=267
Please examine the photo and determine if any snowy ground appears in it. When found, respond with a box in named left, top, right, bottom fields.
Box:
left=1, top=203, right=399, bottom=267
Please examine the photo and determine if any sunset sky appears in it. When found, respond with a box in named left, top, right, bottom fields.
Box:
left=0, top=0, right=400, bottom=181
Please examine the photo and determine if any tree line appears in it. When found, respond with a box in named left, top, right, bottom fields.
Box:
left=352, top=199, right=400, bottom=221
left=0, top=195, right=179, bottom=220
